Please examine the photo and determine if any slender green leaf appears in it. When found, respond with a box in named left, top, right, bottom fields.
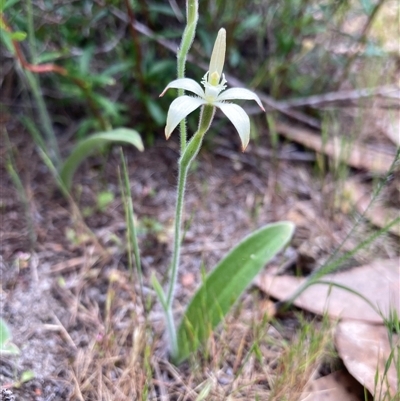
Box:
left=151, top=273, right=168, bottom=311
left=36, top=50, right=65, bottom=64
left=120, top=149, right=142, bottom=285
left=2, top=0, right=20, bottom=11
left=0, top=29, right=14, bottom=52
left=175, top=222, right=294, bottom=363
left=60, top=128, right=144, bottom=190
left=145, top=98, right=166, bottom=126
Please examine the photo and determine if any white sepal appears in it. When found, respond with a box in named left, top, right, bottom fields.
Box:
left=160, top=78, right=205, bottom=98
left=216, top=88, right=265, bottom=111
left=216, top=102, right=250, bottom=151
left=165, top=96, right=205, bottom=138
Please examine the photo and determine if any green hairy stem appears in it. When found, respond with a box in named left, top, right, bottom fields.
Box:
left=166, top=105, right=215, bottom=358
left=176, top=0, right=199, bottom=152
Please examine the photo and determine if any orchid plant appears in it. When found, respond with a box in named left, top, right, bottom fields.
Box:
left=150, top=6, right=294, bottom=364
left=160, top=28, right=265, bottom=151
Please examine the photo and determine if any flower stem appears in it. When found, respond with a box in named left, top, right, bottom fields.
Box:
left=176, top=0, right=198, bottom=153
left=166, top=105, right=215, bottom=359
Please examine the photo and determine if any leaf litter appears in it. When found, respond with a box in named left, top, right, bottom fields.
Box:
left=257, top=258, right=400, bottom=398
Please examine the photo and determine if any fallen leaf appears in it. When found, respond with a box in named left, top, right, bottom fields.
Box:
left=374, top=109, right=400, bottom=146
left=344, top=180, right=400, bottom=237
left=300, top=370, right=366, bottom=401
left=336, top=321, right=399, bottom=398
left=275, top=122, right=395, bottom=174
left=256, top=259, right=400, bottom=323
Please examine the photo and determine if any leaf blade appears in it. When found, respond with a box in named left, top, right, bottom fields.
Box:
left=60, top=128, right=143, bottom=190
left=175, top=221, right=294, bottom=363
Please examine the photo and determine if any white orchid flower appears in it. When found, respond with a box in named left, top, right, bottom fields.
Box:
left=160, top=28, right=265, bottom=151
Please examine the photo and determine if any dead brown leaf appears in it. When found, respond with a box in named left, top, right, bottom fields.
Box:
left=344, top=179, right=400, bottom=237
left=374, top=109, right=400, bottom=146
left=256, top=259, right=400, bottom=323
left=335, top=321, right=399, bottom=399
left=300, top=370, right=366, bottom=401
left=275, top=122, right=395, bottom=174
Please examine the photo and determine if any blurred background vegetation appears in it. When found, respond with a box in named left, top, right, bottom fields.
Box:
left=1, top=0, right=398, bottom=153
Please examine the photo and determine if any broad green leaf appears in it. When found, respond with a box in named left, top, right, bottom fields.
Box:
left=2, top=342, right=20, bottom=355
left=20, top=370, right=35, bottom=383
left=10, top=31, right=27, bottom=41
left=0, top=318, right=20, bottom=355
left=0, top=318, right=11, bottom=347
left=60, top=128, right=144, bottom=190
left=175, top=222, right=294, bottom=364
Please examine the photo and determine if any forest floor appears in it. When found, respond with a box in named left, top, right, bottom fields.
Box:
left=1, top=107, right=399, bottom=400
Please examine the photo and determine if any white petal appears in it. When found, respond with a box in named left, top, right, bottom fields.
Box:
left=216, top=102, right=250, bottom=151
left=165, top=96, right=205, bottom=139
left=216, top=88, right=265, bottom=111
left=160, top=78, right=205, bottom=98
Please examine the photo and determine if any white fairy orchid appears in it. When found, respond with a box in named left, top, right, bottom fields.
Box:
left=160, top=28, right=265, bottom=150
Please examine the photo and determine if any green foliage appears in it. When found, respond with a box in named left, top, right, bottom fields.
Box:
left=120, top=150, right=142, bottom=284
left=175, top=222, right=294, bottom=364
left=12, top=370, right=35, bottom=388
left=2, top=0, right=390, bottom=155
left=3, top=0, right=393, bottom=371
left=96, top=191, right=115, bottom=212
left=0, top=318, right=20, bottom=355
left=60, top=128, right=143, bottom=190
left=149, top=2, right=297, bottom=364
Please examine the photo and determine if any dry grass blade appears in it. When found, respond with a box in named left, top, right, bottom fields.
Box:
left=344, top=179, right=400, bottom=237
left=268, top=317, right=334, bottom=401
left=64, top=267, right=155, bottom=401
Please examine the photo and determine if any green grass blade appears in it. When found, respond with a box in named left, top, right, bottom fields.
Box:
left=119, top=149, right=143, bottom=286
left=151, top=273, right=168, bottom=311
left=175, top=221, right=295, bottom=364
left=60, top=128, right=144, bottom=190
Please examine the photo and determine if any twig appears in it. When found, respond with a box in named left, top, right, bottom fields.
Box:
left=274, top=122, right=395, bottom=174
left=274, top=85, right=400, bottom=108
